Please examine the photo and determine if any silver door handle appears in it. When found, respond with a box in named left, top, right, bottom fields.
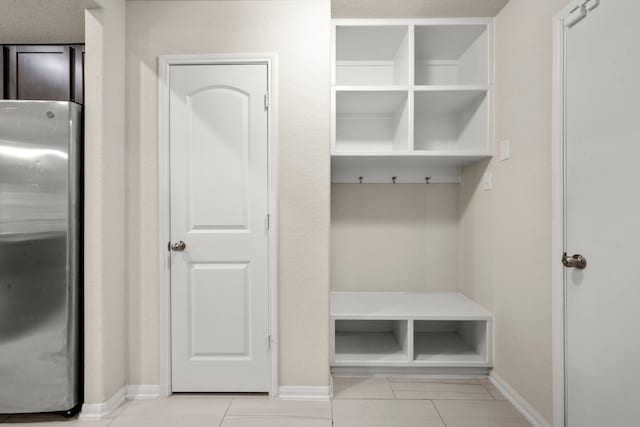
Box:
left=170, top=241, right=186, bottom=252
left=562, top=253, right=587, bottom=269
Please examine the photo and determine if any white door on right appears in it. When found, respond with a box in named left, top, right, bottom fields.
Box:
left=565, top=1, right=640, bottom=426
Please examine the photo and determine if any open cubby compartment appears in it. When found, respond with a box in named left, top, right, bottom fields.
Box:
left=415, top=24, right=489, bottom=85
left=414, top=89, right=489, bottom=152
left=413, top=320, right=489, bottom=364
left=335, top=25, right=410, bottom=86
left=335, top=90, right=410, bottom=152
left=334, top=319, right=409, bottom=363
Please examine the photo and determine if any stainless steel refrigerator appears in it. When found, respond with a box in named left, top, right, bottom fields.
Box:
left=0, top=101, right=81, bottom=414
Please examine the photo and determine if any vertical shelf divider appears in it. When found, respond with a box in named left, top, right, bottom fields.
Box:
left=407, top=319, right=415, bottom=362
left=407, top=24, right=416, bottom=152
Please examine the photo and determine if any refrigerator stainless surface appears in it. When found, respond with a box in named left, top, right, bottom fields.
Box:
left=0, top=101, right=81, bottom=414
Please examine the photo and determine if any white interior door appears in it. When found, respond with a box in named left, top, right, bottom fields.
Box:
left=169, top=63, right=270, bottom=392
left=564, top=1, right=640, bottom=425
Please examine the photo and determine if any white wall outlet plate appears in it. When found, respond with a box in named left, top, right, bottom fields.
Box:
left=483, top=171, right=493, bottom=191
left=500, top=140, right=510, bottom=161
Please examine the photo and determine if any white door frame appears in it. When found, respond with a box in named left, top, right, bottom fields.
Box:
left=157, top=53, right=279, bottom=397
left=551, top=1, right=594, bottom=425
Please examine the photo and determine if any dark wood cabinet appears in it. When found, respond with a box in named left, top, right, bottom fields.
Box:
left=2, top=44, right=84, bottom=104
left=71, top=45, right=84, bottom=105
left=0, top=45, right=4, bottom=99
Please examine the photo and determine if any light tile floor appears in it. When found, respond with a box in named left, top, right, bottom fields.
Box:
left=0, top=377, right=532, bottom=426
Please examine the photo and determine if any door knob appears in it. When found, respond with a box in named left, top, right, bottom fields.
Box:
left=562, top=253, right=587, bottom=269
left=170, top=241, right=186, bottom=252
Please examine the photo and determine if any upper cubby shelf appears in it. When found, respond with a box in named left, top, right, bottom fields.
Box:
left=331, top=19, right=494, bottom=183
left=335, top=25, right=410, bottom=86
left=414, top=88, right=489, bottom=152
left=335, top=89, right=409, bottom=153
left=414, top=24, right=489, bottom=86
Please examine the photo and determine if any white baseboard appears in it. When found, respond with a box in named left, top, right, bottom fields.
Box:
left=79, top=386, right=126, bottom=420
left=126, top=384, right=161, bottom=400
left=79, top=384, right=161, bottom=420
left=332, top=366, right=490, bottom=376
left=159, top=383, right=171, bottom=398
left=278, top=385, right=333, bottom=400
left=82, top=383, right=332, bottom=417
left=490, top=372, right=551, bottom=427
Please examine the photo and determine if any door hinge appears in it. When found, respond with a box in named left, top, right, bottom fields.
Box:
left=585, top=0, right=599, bottom=11
left=267, top=334, right=272, bottom=351
left=264, top=91, right=270, bottom=110
left=566, top=0, right=599, bottom=28
left=265, top=214, right=270, bottom=231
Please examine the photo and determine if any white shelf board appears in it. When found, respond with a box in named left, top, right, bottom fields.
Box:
left=413, top=332, right=486, bottom=363
left=331, top=151, right=491, bottom=158
left=334, top=85, right=411, bottom=92
left=330, top=292, right=493, bottom=320
left=335, top=86, right=487, bottom=92
left=336, top=90, right=408, bottom=115
left=414, top=88, right=487, bottom=115
left=413, top=85, right=490, bottom=92
left=331, top=153, right=491, bottom=184
left=334, top=332, right=408, bottom=363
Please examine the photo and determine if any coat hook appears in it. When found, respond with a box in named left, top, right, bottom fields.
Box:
left=392, top=176, right=397, bottom=184
left=425, top=176, right=431, bottom=184
left=358, top=176, right=363, bottom=184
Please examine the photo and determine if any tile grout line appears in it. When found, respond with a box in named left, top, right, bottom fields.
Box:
left=388, top=378, right=398, bottom=400
left=112, top=398, right=137, bottom=425
left=222, top=414, right=333, bottom=421
left=393, top=397, right=495, bottom=401
left=481, top=383, right=498, bottom=400
left=431, top=400, right=449, bottom=427
left=330, top=397, right=335, bottom=426
left=217, top=399, right=233, bottom=427
left=105, top=399, right=128, bottom=426
left=219, top=399, right=333, bottom=423
left=389, top=384, right=495, bottom=400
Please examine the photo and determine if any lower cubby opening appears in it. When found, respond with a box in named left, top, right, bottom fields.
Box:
left=330, top=292, right=494, bottom=369
left=334, top=319, right=408, bottom=363
left=413, top=320, right=487, bottom=363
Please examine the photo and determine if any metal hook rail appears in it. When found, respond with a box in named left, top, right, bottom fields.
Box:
left=355, top=176, right=433, bottom=184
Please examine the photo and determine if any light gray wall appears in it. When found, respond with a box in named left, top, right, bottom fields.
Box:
left=331, top=184, right=459, bottom=292
left=459, top=0, right=571, bottom=422
left=84, top=0, right=128, bottom=404
left=125, top=0, right=331, bottom=388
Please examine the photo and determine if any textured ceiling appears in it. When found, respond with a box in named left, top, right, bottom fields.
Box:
left=332, top=0, right=510, bottom=18
left=0, top=0, right=510, bottom=45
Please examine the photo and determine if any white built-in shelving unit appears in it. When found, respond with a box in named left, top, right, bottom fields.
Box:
left=329, top=18, right=496, bottom=373
left=331, top=19, right=494, bottom=183
left=330, top=292, right=494, bottom=369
